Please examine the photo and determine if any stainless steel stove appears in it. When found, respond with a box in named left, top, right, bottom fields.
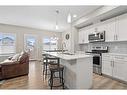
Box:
left=86, top=46, right=108, bottom=75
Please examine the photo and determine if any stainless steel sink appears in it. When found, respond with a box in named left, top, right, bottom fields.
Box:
left=62, top=52, right=74, bottom=55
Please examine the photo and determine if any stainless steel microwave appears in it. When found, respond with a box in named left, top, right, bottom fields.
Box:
left=88, top=31, right=105, bottom=43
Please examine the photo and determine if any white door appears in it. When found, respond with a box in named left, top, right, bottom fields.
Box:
left=24, top=34, right=38, bottom=60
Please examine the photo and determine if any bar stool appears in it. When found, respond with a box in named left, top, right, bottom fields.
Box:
left=42, top=54, right=60, bottom=79
left=48, top=64, right=64, bottom=89
left=42, top=54, right=48, bottom=77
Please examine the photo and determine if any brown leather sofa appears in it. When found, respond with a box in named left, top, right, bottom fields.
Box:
left=0, top=51, right=29, bottom=80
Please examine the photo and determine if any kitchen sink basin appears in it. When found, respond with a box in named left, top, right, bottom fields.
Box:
left=62, top=52, right=74, bottom=55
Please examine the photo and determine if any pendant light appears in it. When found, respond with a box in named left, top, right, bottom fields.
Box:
left=55, top=10, right=59, bottom=30
left=67, top=13, right=72, bottom=23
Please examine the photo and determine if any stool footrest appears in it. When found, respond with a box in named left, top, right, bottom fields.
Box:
left=48, top=77, right=65, bottom=88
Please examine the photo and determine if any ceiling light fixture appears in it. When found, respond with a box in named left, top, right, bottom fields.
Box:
left=67, top=13, right=72, bottom=23
left=55, top=24, right=58, bottom=30
left=55, top=10, right=59, bottom=30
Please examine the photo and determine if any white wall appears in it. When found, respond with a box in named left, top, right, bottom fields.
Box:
left=0, top=24, right=62, bottom=60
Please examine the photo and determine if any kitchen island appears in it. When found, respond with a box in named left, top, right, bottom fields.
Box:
left=43, top=52, right=93, bottom=89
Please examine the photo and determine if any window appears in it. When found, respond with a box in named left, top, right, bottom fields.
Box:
left=43, top=37, right=58, bottom=51
left=0, top=33, right=16, bottom=54
left=26, top=36, right=36, bottom=51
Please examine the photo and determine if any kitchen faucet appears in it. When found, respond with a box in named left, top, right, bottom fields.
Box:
left=62, top=42, right=66, bottom=54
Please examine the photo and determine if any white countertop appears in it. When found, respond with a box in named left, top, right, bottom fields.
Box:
left=43, top=52, right=92, bottom=60
left=102, top=53, right=127, bottom=56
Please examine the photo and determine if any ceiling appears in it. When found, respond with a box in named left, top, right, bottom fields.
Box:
left=0, top=6, right=101, bottom=32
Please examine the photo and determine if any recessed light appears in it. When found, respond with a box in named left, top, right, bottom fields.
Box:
left=73, top=14, right=77, bottom=18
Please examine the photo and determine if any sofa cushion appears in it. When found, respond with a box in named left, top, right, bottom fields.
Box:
left=8, top=56, right=13, bottom=60
left=18, top=51, right=28, bottom=63
left=0, top=59, right=19, bottom=65
left=11, top=54, right=20, bottom=61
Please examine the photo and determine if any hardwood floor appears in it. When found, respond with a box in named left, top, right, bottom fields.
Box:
left=0, top=61, right=127, bottom=89
left=0, top=61, right=49, bottom=89
left=92, top=74, right=127, bottom=89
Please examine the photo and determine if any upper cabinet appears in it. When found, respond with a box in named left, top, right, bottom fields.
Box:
left=104, top=18, right=116, bottom=42
left=84, top=28, right=94, bottom=43
left=78, top=27, right=94, bottom=44
left=78, top=13, right=127, bottom=43
left=78, top=29, right=84, bottom=44
left=92, top=18, right=116, bottom=42
left=102, top=13, right=127, bottom=42
left=116, top=13, right=127, bottom=41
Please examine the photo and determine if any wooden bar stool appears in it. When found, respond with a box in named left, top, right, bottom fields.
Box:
left=48, top=64, right=64, bottom=89
left=42, top=54, right=60, bottom=79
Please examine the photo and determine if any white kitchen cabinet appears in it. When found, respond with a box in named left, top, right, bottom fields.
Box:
left=90, top=18, right=116, bottom=42
left=96, top=13, right=127, bottom=42
left=78, top=30, right=85, bottom=44
left=113, top=56, right=127, bottom=81
left=104, top=13, right=127, bottom=42
left=96, top=23, right=106, bottom=32
left=113, top=60, right=127, bottom=81
left=84, top=28, right=94, bottom=43
left=102, top=54, right=113, bottom=76
left=116, top=13, right=127, bottom=41
left=103, top=13, right=127, bottom=42
left=78, top=13, right=127, bottom=43
left=104, top=18, right=116, bottom=42
left=78, top=30, right=84, bottom=44
left=78, top=28, right=93, bottom=44
left=84, top=30, right=89, bottom=43
left=102, top=60, right=113, bottom=76
left=102, top=53, right=127, bottom=82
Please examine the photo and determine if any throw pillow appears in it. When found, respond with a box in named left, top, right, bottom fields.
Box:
left=18, top=51, right=28, bottom=63
left=11, top=54, right=20, bottom=62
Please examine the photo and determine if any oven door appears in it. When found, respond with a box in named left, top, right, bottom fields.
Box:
left=93, top=55, right=102, bottom=74
left=93, top=55, right=100, bottom=66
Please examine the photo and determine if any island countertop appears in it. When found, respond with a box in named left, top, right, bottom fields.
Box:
left=43, top=52, right=92, bottom=60
left=43, top=51, right=93, bottom=89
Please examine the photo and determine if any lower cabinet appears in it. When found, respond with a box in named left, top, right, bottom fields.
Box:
left=102, top=60, right=113, bottom=76
left=113, top=60, right=127, bottom=81
left=102, top=54, right=127, bottom=82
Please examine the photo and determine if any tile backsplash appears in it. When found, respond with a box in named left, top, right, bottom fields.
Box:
left=79, top=41, right=127, bottom=54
